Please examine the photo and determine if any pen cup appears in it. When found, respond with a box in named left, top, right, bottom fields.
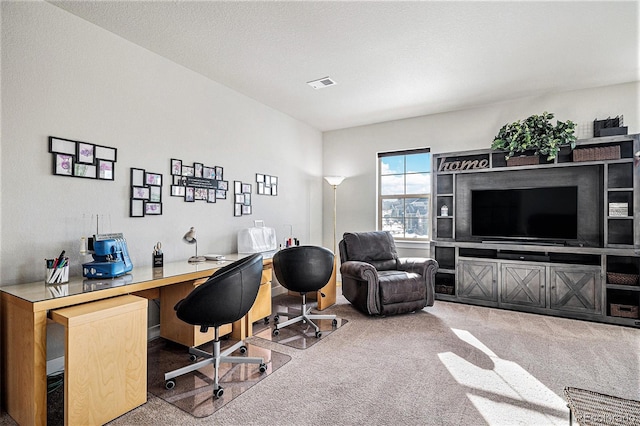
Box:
left=45, top=259, right=69, bottom=284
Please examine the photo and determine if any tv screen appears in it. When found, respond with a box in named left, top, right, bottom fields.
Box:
left=471, top=186, right=578, bottom=241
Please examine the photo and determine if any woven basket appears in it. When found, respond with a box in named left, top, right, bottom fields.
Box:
left=607, top=272, right=639, bottom=286
left=506, top=155, right=539, bottom=167
left=610, top=304, right=639, bottom=319
left=435, top=285, right=455, bottom=295
left=572, top=145, right=620, bottom=162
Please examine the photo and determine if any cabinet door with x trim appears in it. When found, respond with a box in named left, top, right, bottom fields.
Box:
left=549, top=265, right=602, bottom=314
left=457, top=259, right=498, bottom=304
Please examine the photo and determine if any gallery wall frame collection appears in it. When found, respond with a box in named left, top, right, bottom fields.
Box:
left=49, top=136, right=117, bottom=180
left=169, top=158, right=228, bottom=203
left=256, top=173, right=278, bottom=196
left=130, top=167, right=163, bottom=217
left=234, top=181, right=252, bottom=217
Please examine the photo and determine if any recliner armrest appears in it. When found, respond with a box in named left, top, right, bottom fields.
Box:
left=397, top=257, right=438, bottom=276
left=340, top=260, right=379, bottom=281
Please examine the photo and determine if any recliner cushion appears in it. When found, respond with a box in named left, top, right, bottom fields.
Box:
left=342, top=231, right=398, bottom=271
left=377, top=270, right=426, bottom=305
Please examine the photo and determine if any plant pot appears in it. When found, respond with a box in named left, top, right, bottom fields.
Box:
left=506, top=155, right=540, bottom=167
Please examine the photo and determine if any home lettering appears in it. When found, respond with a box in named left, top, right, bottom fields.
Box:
left=438, top=157, right=489, bottom=172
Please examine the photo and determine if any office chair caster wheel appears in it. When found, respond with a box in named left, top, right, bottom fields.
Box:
left=189, top=354, right=198, bottom=362
left=264, top=317, right=270, bottom=324
left=315, top=331, right=322, bottom=338
left=165, top=379, right=176, bottom=390
left=273, top=314, right=279, bottom=323
left=272, top=328, right=280, bottom=336
left=259, top=363, right=267, bottom=373
left=239, top=345, right=247, bottom=354
left=332, top=319, right=338, bottom=327
left=214, top=387, right=224, bottom=398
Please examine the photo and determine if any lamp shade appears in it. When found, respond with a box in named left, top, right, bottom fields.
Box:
left=324, top=176, right=345, bottom=186
left=183, top=227, right=197, bottom=243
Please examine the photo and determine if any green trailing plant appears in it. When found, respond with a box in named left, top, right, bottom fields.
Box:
left=491, top=112, right=577, bottom=161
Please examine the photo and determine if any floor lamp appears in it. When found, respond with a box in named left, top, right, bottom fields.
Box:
left=322, top=176, right=345, bottom=310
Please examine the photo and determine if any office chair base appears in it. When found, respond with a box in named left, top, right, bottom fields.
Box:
left=273, top=302, right=338, bottom=338
left=164, top=337, right=266, bottom=394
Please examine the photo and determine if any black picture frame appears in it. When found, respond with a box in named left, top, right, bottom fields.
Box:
left=145, top=202, right=162, bottom=215
left=171, top=159, right=182, bottom=175
left=194, top=163, right=203, bottom=178
left=149, top=185, right=162, bottom=202
left=207, top=189, right=217, bottom=203
left=54, top=153, right=73, bottom=176
left=185, top=187, right=195, bottom=202
left=215, top=166, right=223, bottom=180
left=77, top=142, right=95, bottom=164
left=130, top=199, right=144, bottom=218
left=49, top=136, right=117, bottom=180
left=98, top=160, right=114, bottom=180
left=145, top=172, right=162, bottom=186
left=132, top=186, right=150, bottom=200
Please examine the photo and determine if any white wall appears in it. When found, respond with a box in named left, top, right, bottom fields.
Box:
left=322, top=82, right=639, bottom=257
left=1, top=1, right=324, bottom=287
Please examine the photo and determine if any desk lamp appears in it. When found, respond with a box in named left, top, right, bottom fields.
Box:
left=183, top=227, right=205, bottom=263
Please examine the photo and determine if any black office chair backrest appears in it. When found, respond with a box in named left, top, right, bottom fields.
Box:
left=175, top=253, right=263, bottom=329
left=273, top=246, right=334, bottom=294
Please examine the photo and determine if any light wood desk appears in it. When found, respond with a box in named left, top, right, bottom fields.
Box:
left=0, top=254, right=274, bottom=426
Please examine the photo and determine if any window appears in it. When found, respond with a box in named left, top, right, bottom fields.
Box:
left=378, top=148, right=431, bottom=240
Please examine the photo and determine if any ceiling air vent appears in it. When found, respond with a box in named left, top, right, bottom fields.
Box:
left=307, top=77, right=337, bottom=90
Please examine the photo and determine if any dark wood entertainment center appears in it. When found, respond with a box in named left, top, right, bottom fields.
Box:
left=431, top=134, right=640, bottom=327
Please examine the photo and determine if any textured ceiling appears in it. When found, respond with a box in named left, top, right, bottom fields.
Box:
left=49, top=1, right=639, bottom=132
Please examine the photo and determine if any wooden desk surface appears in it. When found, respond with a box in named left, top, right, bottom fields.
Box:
left=0, top=254, right=273, bottom=312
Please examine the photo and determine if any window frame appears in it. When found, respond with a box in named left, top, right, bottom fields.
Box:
left=377, top=148, right=431, bottom=241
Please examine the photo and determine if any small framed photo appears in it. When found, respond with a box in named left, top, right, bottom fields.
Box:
left=235, top=194, right=244, bottom=203
left=203, top=166, right=215, bottom=179
left=131, top=168, right=145, bottom=186
left=145, top=202, right=162, bottom=215
left=195, top=188, right=208, bottom=201
left=256, top=174, right=264, bottom=183
left=234, top=181, right=242, bottom=194
left=146, top=172, right=162, bottom=186
left=244, top=193, right=251, bottom=206
left=49, top=137, right=76, bottom=155
left=132, top=186, right=150, bottom=200
left=217, top=180, right=228, bottom=191
left=207, top=189, right=217, bottom=203
left=271, top=176, right=278, bottom=185
left=242, top=183, right=251, bottom=193
left=74, top=163, right=96, bottom=178
left=149, top=185, right=161, bottom=202
left=171, top=185, right=185, bottom=197
left=234, top=204, right=242, bottom=217
left=98, top=160, right=114, bottom=180
left=185, top=187, right=195, bottom=202
left=95, top=145, right=117, bottom=161
left=265, top=175, right=271, bottom=186
left=216, top=189, right=226, bottom=199
left=215, top=166, right=223, bottom=180
left=194, top=163, right=203, bottom=178
left=242, top=205, right=252, bottom=215
left=271, top=185, right=278, bottom=196
left=77, top=143, right=95, bottom=164
left=54, top=154, right=73, bottom=176
left=257, top=182, right=265, bottom=195
left=130, top=199, right=144, bottom=217
left=182, top=165, right=194, bottom=177
left=171, top=159, right=182, bottom=175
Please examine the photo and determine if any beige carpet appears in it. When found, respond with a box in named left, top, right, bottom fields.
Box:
left=1, top=292, right=639, bottom=425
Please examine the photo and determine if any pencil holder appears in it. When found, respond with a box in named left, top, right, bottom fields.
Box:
left=45, top=260, right=69, bottom=284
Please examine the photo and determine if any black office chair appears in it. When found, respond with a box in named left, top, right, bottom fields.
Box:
left=164, top=253, right=267, bottom=398
left=272, top=246, right=338, bottom=338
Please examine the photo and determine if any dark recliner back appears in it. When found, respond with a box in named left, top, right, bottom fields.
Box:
left=340, top=231, right=399, bottom=271
left=175, top=253, right=263, bottom=328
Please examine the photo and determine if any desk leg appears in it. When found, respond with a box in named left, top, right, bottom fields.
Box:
left=1, top=294, right=48, bottom=426
left=317, top=259, right=338, bottom=310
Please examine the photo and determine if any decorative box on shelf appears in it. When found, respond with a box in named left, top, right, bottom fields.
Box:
left=610, top=303, right=639, bottom=319
left=607, top=272, right=639, bottom=286
left=506, top=155, right=539, bottom=167
left=572, top=145, right=620, bottom=162
left=608, top=202, right=629, bottom=217
left=435, top=284, right=455, bottom=295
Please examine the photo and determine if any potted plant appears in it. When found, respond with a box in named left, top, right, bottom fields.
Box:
left=491, top=112, right=577, bottom=165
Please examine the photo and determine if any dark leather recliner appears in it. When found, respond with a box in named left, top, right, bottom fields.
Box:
left=339, top=231, right=438, bottom=316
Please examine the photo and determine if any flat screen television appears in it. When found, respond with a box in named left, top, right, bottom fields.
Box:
left=471, top=186, right=578, bottom=242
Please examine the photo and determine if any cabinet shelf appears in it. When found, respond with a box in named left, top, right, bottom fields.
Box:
left=607, top=284, right=640, bottom=292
